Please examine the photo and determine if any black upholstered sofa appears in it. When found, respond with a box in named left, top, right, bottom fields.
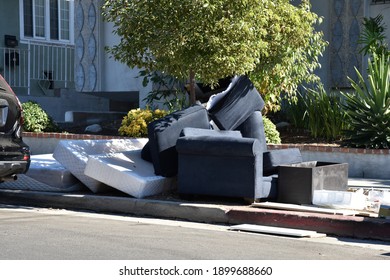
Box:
left=143, top=75, right=302, bottom=201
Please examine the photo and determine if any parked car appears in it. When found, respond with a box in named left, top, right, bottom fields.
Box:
left=0, top=74, right=30, bottom=182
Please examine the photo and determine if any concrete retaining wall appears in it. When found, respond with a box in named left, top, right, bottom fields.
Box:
left=268, top=144, right=390, bottom=180
left=23, top=132, right=133, bottom=155
left=24, top=136, right=61, bottom=155
left=301, top=151, right=390, bottom=179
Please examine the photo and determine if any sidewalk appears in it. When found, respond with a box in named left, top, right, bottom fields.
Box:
left=0, top=178, right=389, bottom=242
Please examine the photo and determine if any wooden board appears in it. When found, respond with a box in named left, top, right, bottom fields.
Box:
left=252, top=202, right=379, bottom=218
left=230, top=224, right=326, bottom=238
left=252, top=201, right=359, bottom=216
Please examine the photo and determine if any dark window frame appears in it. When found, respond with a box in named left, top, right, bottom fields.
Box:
left=21, top=0, right=72, bottom=43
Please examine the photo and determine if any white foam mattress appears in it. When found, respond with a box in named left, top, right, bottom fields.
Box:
left=84, top=150, right=174, bottom=198
left=53, top=138, right=148, bottom=193
left=0, top=174, right=84, bottom=192
left=26, top=154, right=82, bottom=190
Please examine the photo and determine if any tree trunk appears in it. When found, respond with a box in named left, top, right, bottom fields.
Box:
left=189, top=69, right=196, bottom=105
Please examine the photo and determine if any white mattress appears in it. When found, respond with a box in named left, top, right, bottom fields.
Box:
left=0, top=174, right=84, bottom=192
left=53, top=138, right=148, bottom=193
left=26, top=154, right=83, bottom=190
left=84, top=150, right=174, bottom=198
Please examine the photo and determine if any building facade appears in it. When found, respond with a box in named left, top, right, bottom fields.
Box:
left=311, top=0, right=390, bottom=91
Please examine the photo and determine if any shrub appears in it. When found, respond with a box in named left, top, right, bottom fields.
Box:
left=284, top=85, right=346, bottom=141
left=22, top=101, right=60, bottom=132
left=118, top=108, right=168, bottom=137
left=342, top=54, right=390, bottom=148
left=284, top=91, right=308, bottom=130
left=303, top=85, right=346, bottom=141
left=264, top=116, right=281, bottom=144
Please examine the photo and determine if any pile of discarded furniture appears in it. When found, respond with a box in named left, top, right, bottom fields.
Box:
left=140, top=75, right=351, bottom=203
left=1, top=75, right=355, bottom=206
left=142, top=75, right=305, bottom=201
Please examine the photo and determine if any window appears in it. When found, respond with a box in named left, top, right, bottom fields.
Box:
left=20, top=0, right=74, bottom=43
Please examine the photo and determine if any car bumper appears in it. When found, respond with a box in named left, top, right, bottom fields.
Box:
left=0, top=160, right=30, bottom=180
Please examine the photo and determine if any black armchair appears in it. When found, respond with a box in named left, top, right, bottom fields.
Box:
left=176, top=129, right=264, bottom=199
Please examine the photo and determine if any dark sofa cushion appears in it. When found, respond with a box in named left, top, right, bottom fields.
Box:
left=263, top=148, right=303, bottom=176
left=236, top=111, right=267, bottom=151
left=147, top=105, right=210, bottom=177
left=140, top=141, right=152, bottom=162
left=262, top=175, right=279, bottom=200
left=207, top=75, right=265, bottom=130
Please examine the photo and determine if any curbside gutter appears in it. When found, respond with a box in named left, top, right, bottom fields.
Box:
left=1, top=189, right=389, bottom=242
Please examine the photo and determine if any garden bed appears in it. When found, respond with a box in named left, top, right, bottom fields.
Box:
left=278, top=127, right=342, bottom=147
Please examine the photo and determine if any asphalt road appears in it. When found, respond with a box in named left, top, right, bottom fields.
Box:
left=0, top=205, right=389, bottom=260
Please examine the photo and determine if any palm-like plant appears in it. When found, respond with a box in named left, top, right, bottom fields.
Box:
left=358, top=15, right=389, bottom=57
left=342, top=54, right=390, bottom=148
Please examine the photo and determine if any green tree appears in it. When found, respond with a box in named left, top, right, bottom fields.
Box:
left=102, top=0, right=326, bottom=110
left=249, top=1, right=327, bottom=112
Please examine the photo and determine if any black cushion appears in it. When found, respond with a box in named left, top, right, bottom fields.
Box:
left=236, top=111, right=267, bottom=151
left=194, top=77, right=233, bottom=103
left=147, top=105, right=210, bottom=177
left=140, top=141, right=152, bottom=162
left=263, top=148, right=303, bottom=176
left=207, top=76, right=265, bottom=130
left=262, top=175, right=279, bottom=200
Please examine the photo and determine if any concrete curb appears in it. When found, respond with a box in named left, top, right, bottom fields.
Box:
left=0, top=190, right=231, bottom=224
left=227, top=207, right=390, bottom=241
left=1, top=189, right=389, bottom=242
